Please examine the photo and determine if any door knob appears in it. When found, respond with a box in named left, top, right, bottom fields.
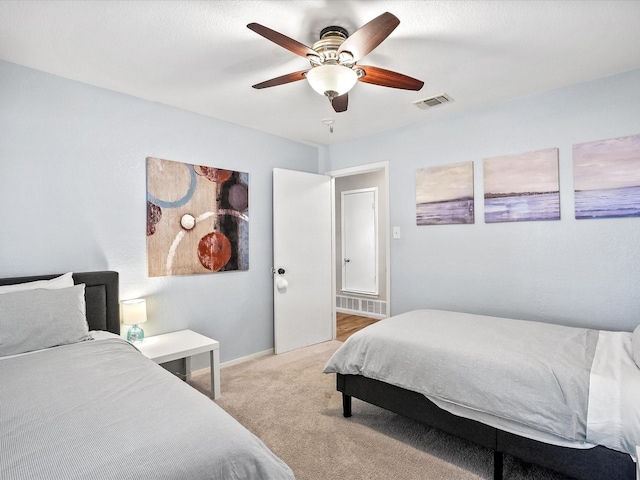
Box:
left=276, top=275, right=288, bottom=289
left=344, top=258, right=351, bottom=263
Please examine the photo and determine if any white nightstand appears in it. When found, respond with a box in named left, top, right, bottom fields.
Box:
left=136, top=329, right=220, bottom=399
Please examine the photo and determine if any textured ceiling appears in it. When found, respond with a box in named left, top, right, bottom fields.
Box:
left=1, top=1, right=640, bottom=146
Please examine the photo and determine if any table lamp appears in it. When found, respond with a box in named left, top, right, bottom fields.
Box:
left=122, top=298, right=147, bottom=343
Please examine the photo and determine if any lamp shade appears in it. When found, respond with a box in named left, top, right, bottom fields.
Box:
left=306, top=64, right=358, bottom=97
left=122, top=299, right=147, bottom=326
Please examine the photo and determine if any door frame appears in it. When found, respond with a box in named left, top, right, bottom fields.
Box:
left=325, top=161, right=391, bottom=340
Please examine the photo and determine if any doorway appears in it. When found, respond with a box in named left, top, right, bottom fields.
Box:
left=327, top=162, right=390, bottom=339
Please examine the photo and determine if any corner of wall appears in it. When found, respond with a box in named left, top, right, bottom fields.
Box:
left=317, top=145, right=330, bottom=174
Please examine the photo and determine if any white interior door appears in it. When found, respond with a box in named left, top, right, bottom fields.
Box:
left=273, top=168, right=332, bottom=354
left=342, top=188, right=378, bottom=295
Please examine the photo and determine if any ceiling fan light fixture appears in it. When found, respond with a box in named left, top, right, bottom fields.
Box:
left=306, top=64, right=358, bottom=98
left=248, top=12, right=423, bottom=113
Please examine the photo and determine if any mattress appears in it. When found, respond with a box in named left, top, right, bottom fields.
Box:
left=324, top=309, right=640, bottom=459
left=0, top=336, right=295, bottom=480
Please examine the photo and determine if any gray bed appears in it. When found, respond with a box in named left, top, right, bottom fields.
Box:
left=0, top=271, right=294, bottom=480
left=325, top=309, right=639, bottom=480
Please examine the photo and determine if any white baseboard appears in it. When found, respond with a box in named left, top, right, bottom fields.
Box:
left=221, top=348, right=274, bottom=368
left=190, top=348, right=274, bottom=377
left=336, top=307, right=386, bottom=320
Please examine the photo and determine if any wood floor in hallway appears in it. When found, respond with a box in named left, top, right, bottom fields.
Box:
left=336, top=312, right=379, bottom=341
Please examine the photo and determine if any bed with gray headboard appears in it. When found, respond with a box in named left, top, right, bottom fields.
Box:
left=0, top=271, right=294, bottom=480
left=0, top=271, right=120, bottom=333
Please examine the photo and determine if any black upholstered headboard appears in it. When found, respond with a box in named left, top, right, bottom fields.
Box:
left=0, top=271, right=120, bottom=334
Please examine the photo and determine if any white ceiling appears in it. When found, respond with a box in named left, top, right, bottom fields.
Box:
left=2, top=1, right=640, bottom=147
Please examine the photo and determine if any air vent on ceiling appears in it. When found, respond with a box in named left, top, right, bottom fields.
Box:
left=413, top=93, right=453, bottom=110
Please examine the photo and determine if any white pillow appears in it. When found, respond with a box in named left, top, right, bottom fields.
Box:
left=0, top=284, right=91, bottom=356
left=0, top=272, right=73, bottom=294
left=633, top=324, right=640, bottom=369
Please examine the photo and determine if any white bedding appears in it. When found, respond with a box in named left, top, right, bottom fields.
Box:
left=425, top=329, right=640, bottom=459
left=324, top=309, right=640, bottom=459
left=1, top=336, right=295, bottom=479
left=588, top=330, right=640, bottom=459
left=0, top=329, right=118, bottom=360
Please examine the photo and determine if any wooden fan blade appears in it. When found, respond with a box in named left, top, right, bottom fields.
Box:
left=252, top=70, right=309, bottom=89
left=337, top=12, right=400, bottom=61
left=331, top=93, right=348, bottom=113
left=357, top=65, right=424, bottom=91
left=247, top=23, right=319, bottom=60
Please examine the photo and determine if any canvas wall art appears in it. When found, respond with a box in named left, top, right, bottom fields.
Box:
left=416, top=161, right=474, bottom=225
left=146, top=157, right=249, bottom=277
left=573, top=133, right=640, bottom=219
left=483, top=148, right=560, bottom=223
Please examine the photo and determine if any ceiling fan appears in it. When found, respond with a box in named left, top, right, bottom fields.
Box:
left=247, top=12, right=424, bottom=113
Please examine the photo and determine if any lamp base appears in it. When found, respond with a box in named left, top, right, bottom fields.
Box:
left=127, top=324, right=145, bottom=343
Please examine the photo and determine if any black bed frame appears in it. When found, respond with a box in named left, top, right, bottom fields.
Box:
left=337, top=373, right=635, bottom=480
left=0, top=271, right=120, bottom=335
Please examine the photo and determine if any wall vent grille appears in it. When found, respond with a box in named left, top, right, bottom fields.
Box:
left=336, top=295, right=387, bottom=318
left=413, top=93, right=453, bottom=110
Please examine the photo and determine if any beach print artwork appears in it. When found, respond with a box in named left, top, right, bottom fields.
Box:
left=146, top=157, right=249, bottom=277
left=484, top=148, right=560, bottom=223
left=416, top=161, right=474, bottom=225
left=573, top=133, right=640, bottom=219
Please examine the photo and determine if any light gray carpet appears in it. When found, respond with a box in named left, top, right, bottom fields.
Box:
left=190, top=340, right=570, bottom=480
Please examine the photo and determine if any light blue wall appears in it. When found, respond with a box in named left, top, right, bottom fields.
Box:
left=325, top=69, right=640, bottom=332
left=2, top=59, right=639, bottom=367
left=0, top=60, right=319, bottom=363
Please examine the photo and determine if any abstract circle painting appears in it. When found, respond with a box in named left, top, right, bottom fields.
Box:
left=146, top=156, right=249, bottom=276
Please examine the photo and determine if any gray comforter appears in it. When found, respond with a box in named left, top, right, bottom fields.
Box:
left=324, top=309, right=599, bottom=442
left=0, top=338, right=294, bottom=480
